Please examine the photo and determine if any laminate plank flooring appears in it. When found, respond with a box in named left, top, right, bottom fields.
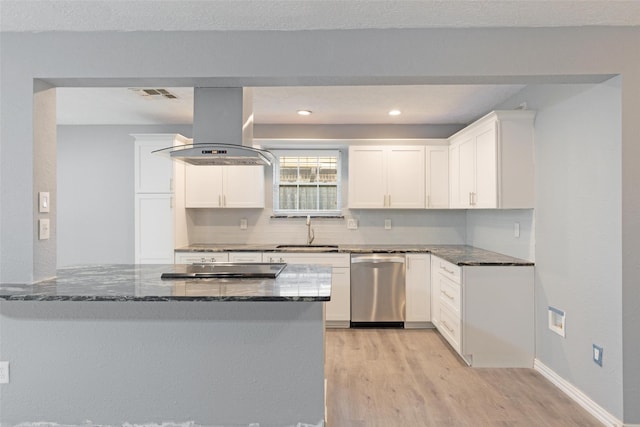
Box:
left=325, top=329, right=602, bottom=427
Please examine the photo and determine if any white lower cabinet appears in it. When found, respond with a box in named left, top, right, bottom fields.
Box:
left=405, top=253, right=431, bottom=328
left=174, top=252, right=229, bottom=264
left=431, top=255, right=534, bottom=367
left=135, top=194, right=174, bottom=264
left=228, top=252, right=263, bottom=263
left=264, top=252, right=351, bottom=328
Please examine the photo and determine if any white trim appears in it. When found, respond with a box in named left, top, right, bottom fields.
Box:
left=534, top=359, right=623, bottom=427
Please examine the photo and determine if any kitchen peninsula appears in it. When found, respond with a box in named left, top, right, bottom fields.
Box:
left=0, top=264, right=331, bottom=426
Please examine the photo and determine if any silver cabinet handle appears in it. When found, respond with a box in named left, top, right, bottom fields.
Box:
left=388, top=194, right=391, bottom=207
left=442, top=320, right=454, bottom=333
left=441, top=290, right=454, bottom=300
left=441, top=265, right=454, bottom=275
left=469, top=192, right=473, bottom=206
left=223, top=194, right=227, bottom=207
left=218, top=195, right=222, bottom=207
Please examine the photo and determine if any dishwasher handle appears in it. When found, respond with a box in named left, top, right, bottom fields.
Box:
left=351, top=255, right=405, bottom=264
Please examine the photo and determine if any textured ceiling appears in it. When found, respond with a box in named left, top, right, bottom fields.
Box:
left=2, top=0, right=640, bottom=32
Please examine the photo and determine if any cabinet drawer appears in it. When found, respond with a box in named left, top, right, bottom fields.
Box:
left=263, top=252, right=350, bottom=268
left=228, top=252, right=263, bottom=263
left=438, top=274, right=461, bottom=314
left=435, top=257, right=461, bottom=283
left=439, top=305, right=461, bottom=353
left=174, top=252, right=230, bottom=264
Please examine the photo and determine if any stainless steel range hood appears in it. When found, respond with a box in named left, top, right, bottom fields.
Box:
left=153, top=87, right=275, bottom=166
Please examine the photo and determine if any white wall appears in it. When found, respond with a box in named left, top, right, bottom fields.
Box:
left=57, top=125, right=191, bottom=267
left=499, top=78, right=623, bottom=418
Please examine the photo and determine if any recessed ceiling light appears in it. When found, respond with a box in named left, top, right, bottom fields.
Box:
left=297, top=110, right=312, bottom=116
left=388, top=109, right=401, bottom=116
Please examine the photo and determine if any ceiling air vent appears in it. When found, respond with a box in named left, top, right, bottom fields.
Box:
left=129, top=88, right=178, bottom=99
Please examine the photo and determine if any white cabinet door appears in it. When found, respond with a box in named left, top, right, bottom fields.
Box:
left=185, top=165, right=224, bottom=208
left=348, top=145, right=425, bottom=209
left=348, top=146, right=386, bottom=208
left=325, top=267, right=351, bottom=326
left=425, top=146, right=449, bottom=208
left=387, top=146, right=425, bottom=208
left=430, top=256, right=441, bottom=328
left=448, top=143, right=461, bottom=209
left=185, top=165, right=264, bottom=208
left=474, top=124, right=498, bottom=208
left=224, top=165, right=265, bottom=208
left=135, top=194, right=174, bottom=264
left=458, top=135, right=476, bottom=208
left=405, top=254, right=431, bottom=326
left=134, top=137, right=175, bottom=193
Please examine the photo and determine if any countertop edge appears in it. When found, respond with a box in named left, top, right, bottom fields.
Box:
left=175, top=245, right=534, bottom=266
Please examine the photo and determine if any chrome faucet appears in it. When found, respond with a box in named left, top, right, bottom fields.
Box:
left=306, top=215, right=315, bottom=245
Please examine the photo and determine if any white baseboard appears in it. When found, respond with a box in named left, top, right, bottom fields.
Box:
left=534, top=359, right=623, bottom=427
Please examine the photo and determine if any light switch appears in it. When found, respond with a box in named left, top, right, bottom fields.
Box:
left=39, top=218, right=50, bottom=240
left=39, top=192, right=50, bottom=213
left=240, top=218, right=248, bottom=230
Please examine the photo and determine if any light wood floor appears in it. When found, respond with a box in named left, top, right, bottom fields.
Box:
left=325, top=328, right=602, bottom=427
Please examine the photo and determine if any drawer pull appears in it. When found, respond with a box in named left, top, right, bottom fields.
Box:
left=441, top=265, right=455, bottom=275
left=441, top=290, right=455, bottom=300
left=442, top=320, right=454, bottom=333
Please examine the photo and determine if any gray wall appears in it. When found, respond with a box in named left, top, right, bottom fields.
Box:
left=1, top=27, right=639, bottom=423
left=466, top=209, right=535, bottom=261
left=498, top=78, right=624, bottom=417
left=0, top=301, right=325, bottom=426
left=56, top=125, right=191, bottom=267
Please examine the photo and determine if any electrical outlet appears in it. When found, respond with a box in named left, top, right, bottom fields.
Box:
left=240, top=218, right=248, bottom=230
left=0, top=361, right=9, bottom=384
left=347, top=218, right=358, bottom=230
left=593, top=344, right=603, bottom=367
left=384, top=219, right=391, bottom=230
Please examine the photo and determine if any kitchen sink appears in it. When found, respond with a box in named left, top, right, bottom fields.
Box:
left=275, top=244, right=339, bottom=252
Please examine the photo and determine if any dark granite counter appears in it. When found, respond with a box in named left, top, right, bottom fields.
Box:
left=175, top=244, right=533, bottom=266
left=0, top=264, right=332, bottom=302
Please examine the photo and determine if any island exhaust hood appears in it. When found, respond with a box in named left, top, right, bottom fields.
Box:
left=153, top=87, right=275, bottom=166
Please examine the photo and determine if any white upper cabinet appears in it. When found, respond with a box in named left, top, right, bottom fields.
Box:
left=185, top=165, right=265, bottom=208
left=134, top=134, right=188, bottom=193
left=133, top=133, right=188, bottom=264
left=425, top=145, right=449, bottom=208
left=349, top=145, right=425, bottom=209
left=449, top=110, right=535, bottom=209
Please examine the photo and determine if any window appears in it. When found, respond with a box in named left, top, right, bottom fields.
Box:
left=273, top=150, right=341, bottom=216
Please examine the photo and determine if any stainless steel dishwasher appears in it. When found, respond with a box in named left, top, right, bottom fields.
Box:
left=350, top=253, right=406, bottom=327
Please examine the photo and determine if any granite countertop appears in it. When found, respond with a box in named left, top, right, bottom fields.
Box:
left=176, top=244, right=533, bottom=266
left=0, top=264, right=332, bottom=302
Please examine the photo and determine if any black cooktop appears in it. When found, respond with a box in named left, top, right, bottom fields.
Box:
left=161, top=263, right=287, bottom=279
